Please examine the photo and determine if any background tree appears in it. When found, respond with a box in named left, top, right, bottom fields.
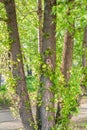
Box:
left=82, top=26, right=87, bottom=94
left=56, top=0, right=74, bottom=123
left=36, top=0, right=43, bottom=129
left=38, top=0, right=43, bottom=53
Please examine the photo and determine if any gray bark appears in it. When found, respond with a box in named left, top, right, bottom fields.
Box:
left=36, top=0, right=43, bottom=129
left=81, top=26, right=87, bottom=96
left=39, top=0, right=56, bottom=130
left=82, top=27, right=87, bottom=67
left=38, top=0, right=43, bottom=53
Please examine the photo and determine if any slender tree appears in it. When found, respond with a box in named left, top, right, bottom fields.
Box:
left=82, top=26, right=87, bottom=94
left=39, top=0, right=56, bottom=129
left=38, top=0, right=43, bottom=53
left=82, top=27, right=87, bottom=67
left=36, top=0, right=43, bottom=129
left=56, top=0, right=74, bottom=122
left=61, top=31, right=74, bottom=83
left=61, top=0, right=74, bottom=83
left=4, top=0, right=34, bottom=129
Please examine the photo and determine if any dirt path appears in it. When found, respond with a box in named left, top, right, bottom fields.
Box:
left=0, top=97, right=87, bottom=130
left=71, top=97, right=87, bottom=130
left=0, top=109, right=23, bottom=130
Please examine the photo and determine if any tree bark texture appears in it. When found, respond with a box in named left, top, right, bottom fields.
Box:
left=39, top=0, right=56, bottom=130
left=61, top=31, right=74, bottom=83
left=61, top=0, right=74, bottom=83
left=38, top=0, right=43, bottom=53
left=36, top=0, right=43, bottom=129
left=81, top=26, right=87, bottom=96
left=82, top=27, right=87, bottom=67
left=4, top=0, right=34, bottom=130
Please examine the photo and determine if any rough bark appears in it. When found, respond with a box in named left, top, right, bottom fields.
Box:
left=61, top=0, right=74, bottom=83
left=61, top=31, right=74, bottom=83
left=38, top=0, right=43, bottom=53
left=82, top=27, right=87, bottom=67
left=36, top=0, right=43, bottom=129
left=4, top=0, right=34, bottom=130
left=39, top=0, right=56, bottom=130
left=81, top=26, right=87, bottom=96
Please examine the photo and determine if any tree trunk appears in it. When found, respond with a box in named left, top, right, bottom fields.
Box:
left=36, top=0, right=43, bottom=129
left=82, top=27, right=87, bottom=67
left=39, top=1, right=56, bottom=130
left=61, top=31, right=74, bottom=83
left=56, top=31, right=74, bottom=122
left=61, top=0, right=74, bottom=83
left=81, top=26, right=87, bottom=95
left=56, top=0, right=74, bottom=122
left=38, top=0, right=43, bottom=53
left=4, top=0, right=34, bottom=130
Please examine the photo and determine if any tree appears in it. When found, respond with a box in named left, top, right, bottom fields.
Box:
left=61, top=0, right=74, bottom=84
left=82, top=27, right=87, bottom=67
left=38, top=0, right=43, bottom=53
left=56, top=0, right=75, bottom=125
left=38, top=0, right=56, bottom=129
left=36, top=0, right=43, bottom=129
left=1, top=0, right=87, bottom=130
left=4, top=0, right=34, bottom=129
left=82, top=26, right=87, bottom=93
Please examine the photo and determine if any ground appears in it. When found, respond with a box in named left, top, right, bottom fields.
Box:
left=0, top=97, right=87, bottom=130
left=71, top=97, right=87, bottom=130
left=0, top=109, right=23, bottom=130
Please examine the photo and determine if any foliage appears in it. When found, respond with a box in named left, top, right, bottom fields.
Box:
left=26, top=76, right=38, bottom=92
left=0, top=85, right=11, bottom=107
left=0, top=0, right=87, bottom=130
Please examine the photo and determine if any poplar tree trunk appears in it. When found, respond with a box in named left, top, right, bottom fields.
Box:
left=82, top=27, right=87, bottom=67
left=56, top=31, right=74, bottom=122
left=81, top=26, right=87, bottom=95
left=38, top=0, right=43, bottom=53
left=36, top=0, right=43, bottom=129
left=39, top=1, right=56, bottom=130
left=4, top=0, right=34, bottom=130
left=61, top=0, right=74, bottom=83
left=56, top=0, right=74, bottom=122
left=61, top=31, right=74, bottom=83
